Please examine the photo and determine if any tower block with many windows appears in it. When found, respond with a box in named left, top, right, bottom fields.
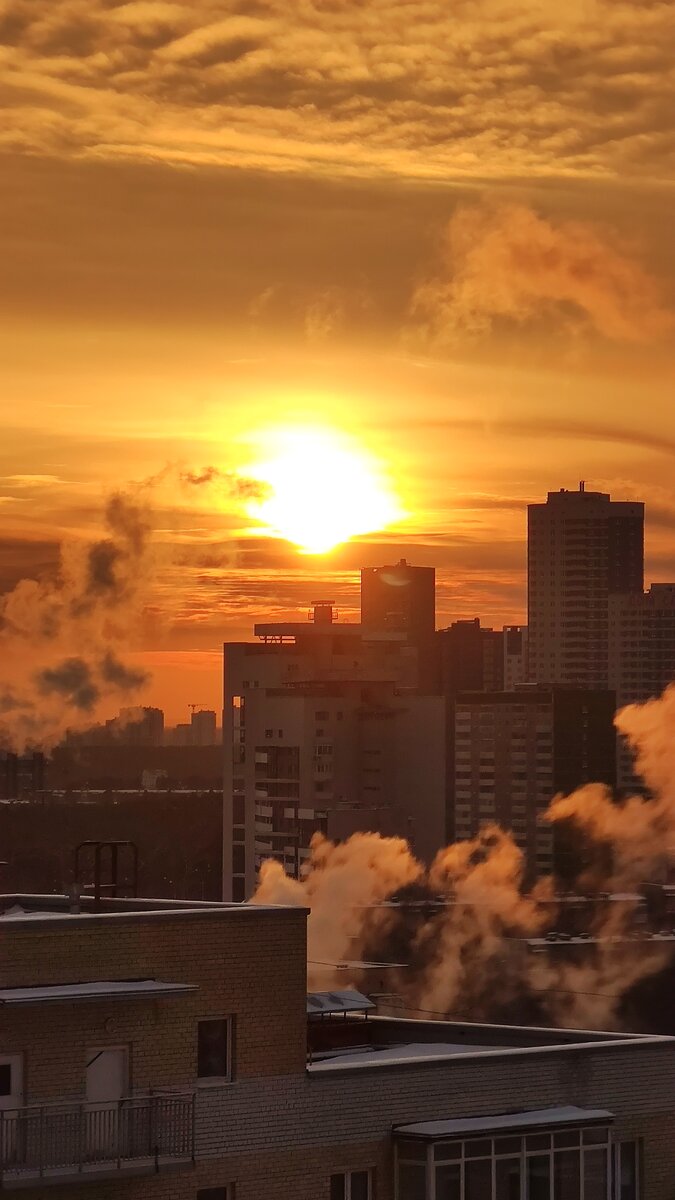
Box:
left=527, top=484, right=644, bottom=688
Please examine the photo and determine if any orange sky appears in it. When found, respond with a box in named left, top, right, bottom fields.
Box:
left=1, top=0, right=674, bottom=726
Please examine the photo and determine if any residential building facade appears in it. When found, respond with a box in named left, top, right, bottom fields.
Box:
left=223, top=603, right=444, bottom=900
left=451, top=687, right=617, bottom=877
left=608, top=584, right=675, bottom=791
left=1, top=891, right=673, bottom=1199
left=527, top=485, right=644, bottom=689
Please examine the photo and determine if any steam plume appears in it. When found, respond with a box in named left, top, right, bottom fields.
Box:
left=411, top=202, right=674, bottom=347
left=180, top=466, right=270, bottom=500
left=252, top=684, right=675, bottom=1030
left=0, top=491, right=152, bottom=751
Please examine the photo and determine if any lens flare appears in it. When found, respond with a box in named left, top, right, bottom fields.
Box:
left=245, top=429, right=401, bottom=554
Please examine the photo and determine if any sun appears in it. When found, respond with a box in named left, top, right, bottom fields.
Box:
left=245, top=428, right=402, bottom=554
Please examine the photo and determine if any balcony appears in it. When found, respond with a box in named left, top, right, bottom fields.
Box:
left=0, top=1093, right=194, bottom=1188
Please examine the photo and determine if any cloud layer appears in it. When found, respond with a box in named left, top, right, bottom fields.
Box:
left=0, top=0, right=674, bottom=180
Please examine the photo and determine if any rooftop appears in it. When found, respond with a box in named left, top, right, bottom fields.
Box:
left=306, top=1013, right=673, bottom=1074
left=0, top=893, right=306, bottom=929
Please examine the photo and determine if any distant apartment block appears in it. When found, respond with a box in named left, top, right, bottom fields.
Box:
left=223, top=601, right=445, bottom=900
left=528, top=484, right=644, bottom=688
left=609, top=583, right=675, bottom=791
left=504, top=624, right=528, bottom=690
left=361, top=559, right=437, bottom=690
left=608, top=584, right=675, bottom=708
left=0, top=751, right=45, bottom=800
left=436, top=619, right=505, bottom=697
left=166, top=710, right=219, bottom=747
left=105, top=707, right=165, bottom=746
left=0, top=891, right=672, bottom=1198
left=452, top=688, right=616, bottom=877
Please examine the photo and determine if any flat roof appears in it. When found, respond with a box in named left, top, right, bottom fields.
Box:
left=396, top=1106, right=614, bottom=1140
left=312, top=1042, right=499, bottom=1069
left=0, top=894, right=308, bottom=930
left=0, top=980, right=197, bottom=1005
left=306, top=1015, right=675, bottom=1075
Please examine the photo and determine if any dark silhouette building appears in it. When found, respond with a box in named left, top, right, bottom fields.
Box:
left=452, top=686, right=617, bottom=877
left=361, top=560, right=436, bottom=690
left=528, top=484, right=644, bottom=688
left=0, top=752, right=45, bottom=800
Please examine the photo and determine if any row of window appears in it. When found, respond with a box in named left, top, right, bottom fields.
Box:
left=396, top=1132, right=638, bottom=1200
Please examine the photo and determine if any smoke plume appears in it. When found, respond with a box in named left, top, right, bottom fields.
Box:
left=0, top=490, right=153, bottom=751
left=252, top=684, right=675, bottom=1031
left=180, top=466, right=270, bottom=500
left=411, top=202, right=674, bottom=347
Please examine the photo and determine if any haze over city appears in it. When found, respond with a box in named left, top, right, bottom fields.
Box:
left=1, top=0, right=675, bottom=724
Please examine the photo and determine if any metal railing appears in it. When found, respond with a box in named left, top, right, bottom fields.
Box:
left=0, top=1092, right=195, bottom=1180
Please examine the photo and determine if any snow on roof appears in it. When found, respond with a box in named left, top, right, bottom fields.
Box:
left=310, top=1042, right=499, bottom=1069
left=0, top=980, right=198, bottom=1005
left=395, top=1106, right=614, bottom=1140
left=306, top=989, right=375, bottom=1015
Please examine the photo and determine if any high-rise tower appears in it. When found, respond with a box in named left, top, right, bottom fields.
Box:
left=360, top=559, right=436, bottom=689
left=527, top=484, right=643, bottom=688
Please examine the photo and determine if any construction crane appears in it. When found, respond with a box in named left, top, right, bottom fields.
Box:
left=188, top=703, right=208, bottom=715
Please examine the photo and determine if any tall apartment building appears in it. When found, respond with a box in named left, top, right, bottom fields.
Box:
left=223, top=603, right=444, bottom=900
left=609, top=584, right=675, bottom=791
left=437, top=620, right=527, bottom=842
left=452, top=688, right=617, bottom=877
left=0, top=889, right=673, bottom=1199
left=361, top=560, right=436, bottom=690
left=528, top=485, right=644, bottom=688
left=190, top=709, right=218, bottom=745
left=608, top=584, right=675, bottom=708
left=436, top=619, right=505, bottom=698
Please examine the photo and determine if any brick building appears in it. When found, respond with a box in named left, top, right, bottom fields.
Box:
left=0, top=892, right=674, bottom=1198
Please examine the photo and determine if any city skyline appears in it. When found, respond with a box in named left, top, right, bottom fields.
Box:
left=1, top=0, right=675, bottom=725
left=3, top=475, right=675, bottom=724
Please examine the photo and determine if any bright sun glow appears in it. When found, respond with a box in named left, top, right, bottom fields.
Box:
left=245, top=429, right=402, bottom=554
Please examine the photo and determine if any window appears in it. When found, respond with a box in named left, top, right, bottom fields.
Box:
left=197, top=1189, right=232, bottom=1200
left=613, top=1142, right=639, bottom=1200
left=396, top=1126, right=612, bottom=1200
left=197, top=1019, right=232, bottom=1081
left=331, top=1171, right=372, bottom=1200
left=0, top=1064, right=11, bottom=1096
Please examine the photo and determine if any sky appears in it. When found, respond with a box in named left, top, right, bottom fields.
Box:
left=1, top=0, right=674, bottom=725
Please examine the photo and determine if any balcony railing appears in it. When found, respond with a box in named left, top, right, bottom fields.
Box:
left=0, top=1093, right=194, bottom=1186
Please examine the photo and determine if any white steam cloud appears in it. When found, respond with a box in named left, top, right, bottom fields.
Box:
left=253, top=684, right=675, bottom=1031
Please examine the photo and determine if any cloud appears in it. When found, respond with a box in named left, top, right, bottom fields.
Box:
left=410, top=201, right=674, bottom=347
left=0, top=0, right=673, bottom=182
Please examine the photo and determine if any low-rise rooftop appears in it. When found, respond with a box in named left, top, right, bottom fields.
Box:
left=0, top=893, right=306, bottom=928
left=307, top=1012, right=673, bottom=1073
